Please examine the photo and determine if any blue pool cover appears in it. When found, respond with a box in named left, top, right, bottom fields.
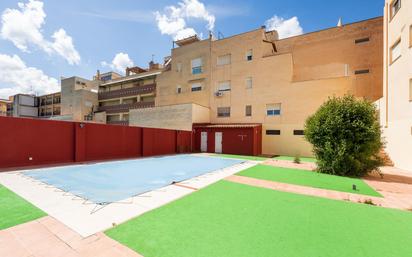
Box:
left=24, top=155, right=243, bottom=204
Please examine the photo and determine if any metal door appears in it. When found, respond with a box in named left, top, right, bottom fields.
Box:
left=215, top=132, right=223, bottom=153
left=201, top=132, right=208, bottom=152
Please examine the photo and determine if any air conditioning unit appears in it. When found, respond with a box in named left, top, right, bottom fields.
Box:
left=215, top=91, right=223, bottom=97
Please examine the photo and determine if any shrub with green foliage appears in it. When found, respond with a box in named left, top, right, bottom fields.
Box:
left=304, top=95, right=383, bottom=177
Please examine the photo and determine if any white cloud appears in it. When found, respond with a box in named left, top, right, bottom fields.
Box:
left=265, top=15, right=303, bottom=39
left=77, top=10, right=154, bottom=24
left=51, top=29, right=81, bottom=65
left=0, top=0, right=80, bottom=65
left=155, top=0, right=215, bottom=40
left=101, top=53, right=134, bottom=73
left=0, top=53, right=59, bottom=99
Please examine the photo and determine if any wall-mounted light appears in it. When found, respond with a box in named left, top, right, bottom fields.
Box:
left=79, top=123, right=85, bottom=128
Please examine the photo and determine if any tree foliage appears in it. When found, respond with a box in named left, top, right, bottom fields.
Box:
left=304, top=95, right=383, bottom=177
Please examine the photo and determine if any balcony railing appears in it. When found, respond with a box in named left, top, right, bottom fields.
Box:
left=98, top=84, right=156, bottom=100
left=107, top=120, right=129, bottom=126
left=98, top=101, right=155, bottom=113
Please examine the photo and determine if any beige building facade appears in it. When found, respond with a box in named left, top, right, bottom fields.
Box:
left=132, top=17, right=383, bottom=157
left=379, top=0, right=412, bottom=171
left=38, top=92, right=61, bottom=118
left=60, top=76, right=99, bottom=121
left=97, top=65, right=161, bottom=125
left=0, top=99, right=10, bottom=116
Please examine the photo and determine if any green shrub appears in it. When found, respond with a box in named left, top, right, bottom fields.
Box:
left=304, top=95, right=383, bottom=177
left=293, top=155, right=301, bottom=164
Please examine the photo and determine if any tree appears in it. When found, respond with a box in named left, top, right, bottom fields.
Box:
left=304, top=95, right=383, bottom=177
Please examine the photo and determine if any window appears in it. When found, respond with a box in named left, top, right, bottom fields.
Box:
left=176, top=85, right=182, bottom=94
left=266, top=103, right=281, bottom=116
left=217, top=54, right=231, bottom=66
left=107, top=115, right=120, bottom=122
left=218, top=81, right=231, bottom=92
left=191, top=58, right=202, bottom=74
left=409, top=79, right=412, bottom=102
left=355, top=69, right=370, bottom=75
left=217, top=107, right=230, bottom=117
left=390, top=39, right=401, bottom=63
left=246, top=49, right=253, bottom=61
left=355, top=37, right=370, bottom=44
left=177, top=62, right=182, bottom=72
left=391, top=0, right=401, bottom=19
left=409, top=25, right=412, bottom=48
left=246, top=77, right=253, bottom=89
left=245, top=105, right=252, bottom=117
left=266, top=130, right=280, bottom=135
left=293, top=130, right=305, bottom=136
left=191, top=83, right=202, bottom=92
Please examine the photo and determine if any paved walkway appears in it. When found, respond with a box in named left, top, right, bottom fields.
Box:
left=263, top=159, right=316, bottom=170
left=226, top=166, right=412, bottom=211
left=226, top=175, right=387, bottom=206
left=1, top=162, right=411, bottom=257
left=0, top=216, right=142, bottom=257
left=364, top=166, right=412, bottom=210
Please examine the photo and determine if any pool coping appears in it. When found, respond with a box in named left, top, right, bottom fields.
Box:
left=0, top=154, right=257, bottom=237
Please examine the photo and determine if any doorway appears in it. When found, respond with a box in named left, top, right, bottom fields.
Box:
left=215, top=132, right=222, bottom=153
left=200, top=132, right=208, bottom=152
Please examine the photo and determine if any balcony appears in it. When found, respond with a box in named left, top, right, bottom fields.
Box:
left=98, top=84, right=156, bottom=100
left=98, top=101, right=155, bottom=114
left=107, top=120, right=129, bottom=126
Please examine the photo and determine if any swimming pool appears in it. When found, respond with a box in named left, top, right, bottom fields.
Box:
left=23, top=155, right=243, bottom=205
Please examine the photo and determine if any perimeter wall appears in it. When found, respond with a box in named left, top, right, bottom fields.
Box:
left=0, top=116, right=193, bottom=169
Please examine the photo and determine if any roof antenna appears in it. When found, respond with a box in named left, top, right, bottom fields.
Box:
left=337, top=17, right=343, bottom=27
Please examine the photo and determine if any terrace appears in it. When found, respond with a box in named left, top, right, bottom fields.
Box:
left=98, top=84, right=156, bottom=101
left=1, top=152, right=412, bottom=257
left=98, top=101, right=155, bottom=113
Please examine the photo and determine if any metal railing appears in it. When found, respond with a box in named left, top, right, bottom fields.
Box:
left=98, top=101, right=155, bottom=113
left=98, top=84, right=156, bottom=100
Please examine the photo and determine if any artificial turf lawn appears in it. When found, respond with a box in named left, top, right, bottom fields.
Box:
left=214, top=154, right=268, bottom=161
left=237, top=165, right=382, bottom=197
left=273, top=155, right=317, bottom=163
left=0, top=184, right=46, bottom=230
left=106, top=180, right=412, bottom=257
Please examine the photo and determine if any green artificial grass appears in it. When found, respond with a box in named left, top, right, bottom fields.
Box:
left=273, top=155, right=317, bottom=163
left=0, top=184, right=46, bottom=230
left=213, top=154, right=268, bottom=161
left=237, top=165, right=382, bottom=197
left=106, top=180, right=412, bottom=257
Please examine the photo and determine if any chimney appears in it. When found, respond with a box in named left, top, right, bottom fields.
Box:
left=96, top=70, right=100, bottom=80
left=149, top=61, right=160, bottom=71
left=126, top=67, right=130, bottom=76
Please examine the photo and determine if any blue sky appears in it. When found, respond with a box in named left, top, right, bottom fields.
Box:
left=0, top=0, right=383, bottom=98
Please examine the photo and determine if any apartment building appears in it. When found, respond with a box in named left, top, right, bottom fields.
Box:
left=60, top=76, right=99, bottom=122
left=96, top=62, right=162, bottom=125
left=5, top=93, right=62, bottom=118
left=38, top=92, right=61, bottom=118
left=7, top=94, right=40, bottom=118
left=379, top=0, right=412, bottom=170
left=131, top=17, right=383, bottom=157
